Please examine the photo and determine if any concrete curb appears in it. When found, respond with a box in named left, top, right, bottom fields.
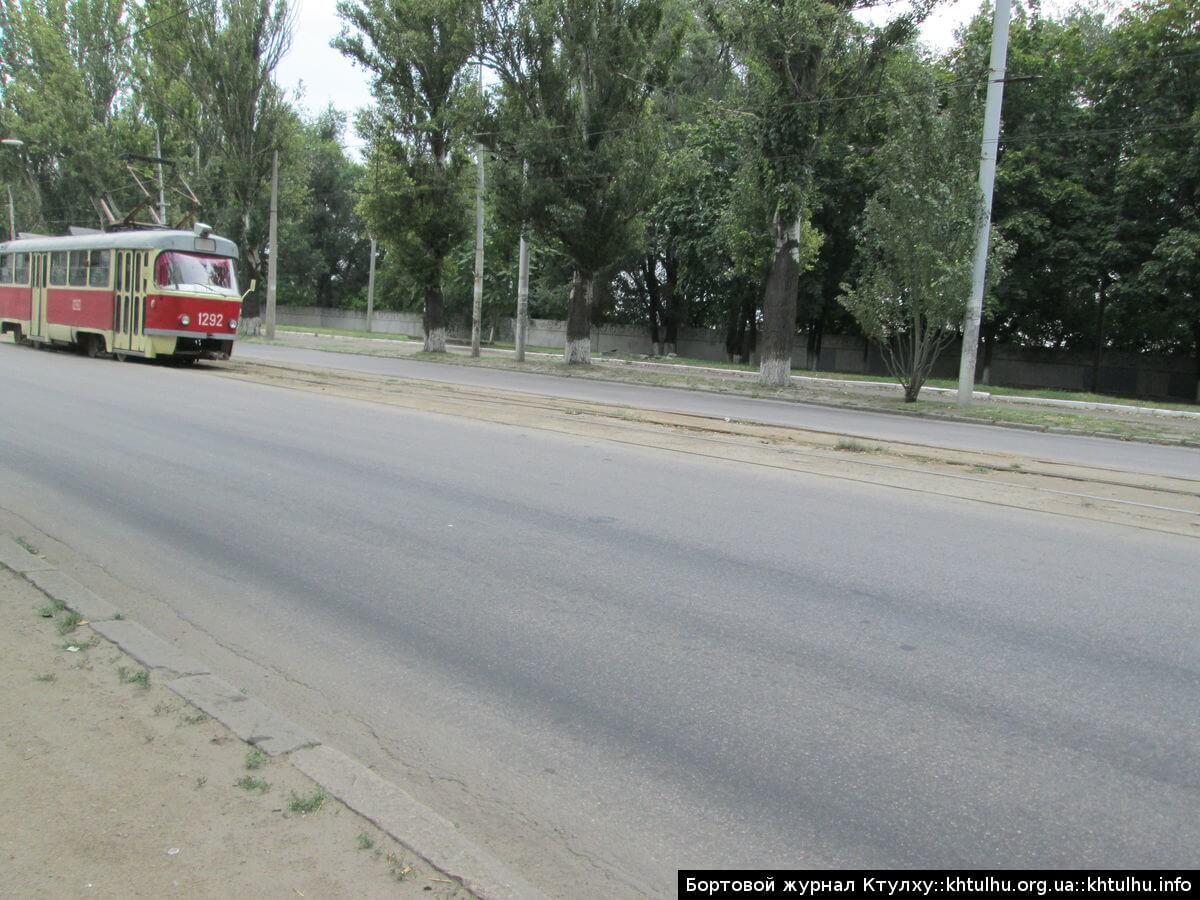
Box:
left=293, top=746, right=549, bottom=900
left=167, top=673, right=319, bottom=756
left=90, top=619, right=211, bottom=677
left=0, top=536, right=55, bottom=574
left=26, top=569, right=121, bottom=622
left=1, top=536, right=531, bottom=899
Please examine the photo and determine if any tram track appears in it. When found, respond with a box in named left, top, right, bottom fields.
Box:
left=209, top=358, right=1200, bottom=538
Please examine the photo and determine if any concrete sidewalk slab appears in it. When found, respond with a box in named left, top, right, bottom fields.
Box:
left=90, top=619, right=210, bottom=677
left=0, top=536, right=55, bottom=574
left=293, top=745, right=549, bottom=900
left=167, top=673, right=319, bottom=756
left=26, top=569, right=121, bottom=622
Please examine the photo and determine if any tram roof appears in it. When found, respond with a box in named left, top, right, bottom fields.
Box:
left=0, top=228, right=239, bottom=259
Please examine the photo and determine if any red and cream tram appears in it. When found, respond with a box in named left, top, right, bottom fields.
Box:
left=0, top=224, right=244, bottom=364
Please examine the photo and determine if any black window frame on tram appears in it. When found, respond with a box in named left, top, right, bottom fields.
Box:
left=49, top=251, right=68, bottom=286
left=68, top=250, right=88, bottom=287
left=88, top=249, right=111, bottom=288
left=0, top=253, right=11, bottom=284
left=12, top=252, right=29, bottom=285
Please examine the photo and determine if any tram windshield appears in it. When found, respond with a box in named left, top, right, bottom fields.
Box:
left=155, top=252, right=239, bottom=296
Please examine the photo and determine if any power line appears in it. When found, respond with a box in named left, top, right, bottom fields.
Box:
left=991, top=118, right=1200, bottom=145
left=91, top=0, right=209, bottom=59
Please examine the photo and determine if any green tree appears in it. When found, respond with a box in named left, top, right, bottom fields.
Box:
left=336, top=0, right=479, bottom=352
left=949, top=4, right=1117, bottom=387
left=279, top=107, right=370, bottom=308
left=485, top=0, right=681, bottom=364
left=840, top=77, right=1004, bottom=402
left=1100, top=0, right=1200, bottom=399
left=718, top=0, right=926, bottom=385
left=134, top=0, right=296, bottom=316
left=630, top=14, right=751, bottom=357
left=0, top=0, right=140, bottom=233
left=645, top=109, right=774, bottom=361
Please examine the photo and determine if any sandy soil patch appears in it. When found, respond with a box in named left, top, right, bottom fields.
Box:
left=0, top=567, right=470, bottom=899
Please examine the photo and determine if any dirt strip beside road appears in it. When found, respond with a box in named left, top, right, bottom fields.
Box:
left=247, top=333, right=1200, bottom=445
left=0, top=565, right=470, bottom=899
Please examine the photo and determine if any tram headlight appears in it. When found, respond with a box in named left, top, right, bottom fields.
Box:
left=179, top=314, right=191, bottom=326
left=229, top=319, right=239, bottom=331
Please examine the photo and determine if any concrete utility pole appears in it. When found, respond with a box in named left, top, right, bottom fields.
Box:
left=2, top=137, right=23, bottom=241
left=265, top=149, right=279, bottom=340
left=155, top=128, right=167, bottom=225
left=956, top=0, right=1012, bottom=406
left=366, top=236, right=377, bottom=334
left=471, top=61, right=485, bottom=358
left=515, top=159, right=530, bottom=362
left=516, top=231, right=530, bottom=362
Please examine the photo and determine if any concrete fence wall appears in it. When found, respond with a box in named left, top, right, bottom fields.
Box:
left=275, top=307, right=433, bottom=339
left=275, top=306, right=1198, bottom=402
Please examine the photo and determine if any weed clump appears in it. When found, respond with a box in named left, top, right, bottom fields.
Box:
left=117, top=666, right=150, bottom=689
left=288, top=787, right=326, bottom=814
left=57, top=611, right=83, bottom=635
left=236, top=776, right=271, bottom=793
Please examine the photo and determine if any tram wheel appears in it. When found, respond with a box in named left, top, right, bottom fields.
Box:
left=85, top=335, right=104, bottom=358
left=114, top=352, right=128, bottom=363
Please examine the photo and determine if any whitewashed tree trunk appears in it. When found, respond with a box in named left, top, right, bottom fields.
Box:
left=758, top=209, right=803, bottom=386
left=564, top=269, right=593, bottom=365
left=424, top=327, right=446, bottom=353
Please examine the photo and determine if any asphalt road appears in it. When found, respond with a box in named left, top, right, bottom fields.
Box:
left=239, top=341, right=1200, bottom=480
left=2, top=345, right=1198, bottom=895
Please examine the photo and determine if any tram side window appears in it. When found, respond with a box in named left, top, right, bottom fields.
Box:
left=13, top=253, right=29, bottom=285
left=88, top=250, right=111, bottom=288
left=50, top=252, right=68, bottom=286
left=0, top=254, right=10, bottom=284
left=68, top=251, right=88, bottom=287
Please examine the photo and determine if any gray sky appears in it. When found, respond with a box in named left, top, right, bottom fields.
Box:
left=277, top=0, right=1131, bottom=156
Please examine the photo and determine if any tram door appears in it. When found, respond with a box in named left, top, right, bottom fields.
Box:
left=113, top=250, right=150, bottom=356
left=29, top=253, right=48, bottom=340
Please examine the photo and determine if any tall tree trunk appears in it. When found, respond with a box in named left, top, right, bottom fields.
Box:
left=726, top=307, right=743, bottom=362
left=642, top=256, right=662, bottom=355
left=758, top=210, right=802, bottom=385
left=740, top=291, right=757, bottom=365
left=422, top=260, right=446, bottom=352
left=662, top=252, right=680, bottom=356
left=565, top=268, right=592, bottom=364
left=979, top=319, right=995, bottom=385
left=746, top=302, right=757, bottom=365
left=1090, top=276, right=1108, bottom=393
left=237, top=204, right=260, bottom=317
left=1193, top=321, right=1200, bottom=404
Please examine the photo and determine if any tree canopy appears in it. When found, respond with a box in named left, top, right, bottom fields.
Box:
left=2, top=0, right=1199, bottom=399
